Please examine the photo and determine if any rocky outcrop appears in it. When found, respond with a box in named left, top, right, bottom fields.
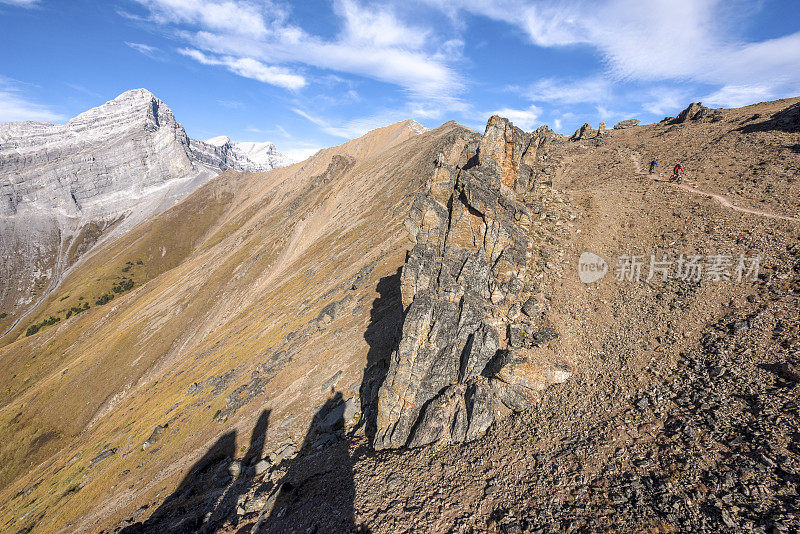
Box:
left=673, top=102, right=710, bottom=123
left=570, top=122, right=595, bottom=141
left=613, top=119, right=640, bottom=129
left=373, top=117, right=571, bottom=450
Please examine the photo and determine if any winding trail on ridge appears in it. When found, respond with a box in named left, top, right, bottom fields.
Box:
left=631, top=153, right=798, bottom=223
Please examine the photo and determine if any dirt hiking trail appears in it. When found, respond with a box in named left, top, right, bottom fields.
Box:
left=631, top=153, right=798, bottom=223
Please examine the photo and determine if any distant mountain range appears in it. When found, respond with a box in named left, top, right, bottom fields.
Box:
left=204, top=135, right=294, bottom=171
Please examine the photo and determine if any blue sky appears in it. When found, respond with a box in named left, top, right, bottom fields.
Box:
left=1, top=0, right=799, bottom=160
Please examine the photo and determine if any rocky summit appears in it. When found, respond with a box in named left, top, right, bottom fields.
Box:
left=0, top=95, right=799, bottom=534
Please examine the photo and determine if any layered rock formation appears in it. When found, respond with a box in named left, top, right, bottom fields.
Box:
left=0, top=89, right=273, bottom=219
left=0, top=89, right=288, bottom=329
left=373, top=117, right=571, bottom=450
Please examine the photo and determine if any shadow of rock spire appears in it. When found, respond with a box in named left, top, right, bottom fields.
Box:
left=257, top=393, right=363, bottom=533
left=119, top=410, right=270, bottom=533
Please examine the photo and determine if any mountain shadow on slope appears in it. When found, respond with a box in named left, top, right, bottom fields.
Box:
left=119, top=410, right=270, bottom=533
left=359, top=268, right=404, bottom=445
left=257, top=392, right=363, bottom=533
left=738, top=102, right=800, bottom=133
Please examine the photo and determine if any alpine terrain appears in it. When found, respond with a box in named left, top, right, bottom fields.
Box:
left=0, top=93, right=799, bottom=534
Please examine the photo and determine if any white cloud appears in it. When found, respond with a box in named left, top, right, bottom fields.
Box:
left=642, top=87, right=691, bottom=116
left=179, top=48, right=305, bottom=90
left=126, top=41, right=161, bottom=58
left=422, top=0, right=800, bottom=103
left=291, top=108, right=374, bottom=138
left=488, top=104, right=542, bottom=130
left=292, top=107, right=418, bottom=139
left=134, top=0, right=272, bottom=38
left=0, top=79, right=65, bottom=123
left=706, top=32, right=800, bottom=87
left=596, top=106, right=611, bottom=120
left=282, top=145, right=322, bottom=162
left=423, top=0, right=720, bottom=80
left=337, top=0, right=428, bottom=50
left=0, top=0, right=39, bottom=6
left=525, top=77, right=613, bottom=104
left=65, top=83, right=103, bottom=98
left=133, top=0, right=462, bottom=103
left=703, top=85, right=775, bottom=108
left=217, top=99, right=244, bottom=109
left=435, top=38, right=465, bottom=60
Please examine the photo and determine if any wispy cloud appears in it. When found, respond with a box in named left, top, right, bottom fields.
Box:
left=0, top=0, right=39, bottom=7
left=65, top=82, right=104, bottom=99
left=703, top=85, right=775, bottom=108
left=217, top=99, right=244, bottom=109
left=179, top=48, right=306, bottom=90
left=132, top=0, right=463, bottom=103
left=282, top=145, right=322, bottom=162
left=125, top=41, right=161, bottom=59
left=292, top=106, right=415, bottom=139
left=0, top=78, right=65, bottom=123
left=522, top=77, right=613, bottom=105
left=642, top=87, right=690, bottom=116
left=135, top=0, right=272, bottom=38
left=421, top=0, right=800, bottom=108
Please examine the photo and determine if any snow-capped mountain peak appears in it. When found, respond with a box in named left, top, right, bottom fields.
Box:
left=202, top=136, right=293, bottom=171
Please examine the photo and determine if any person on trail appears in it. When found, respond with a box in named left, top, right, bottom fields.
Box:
left=672, top=164, right=685, bottom=182
left=648, top=160, right=658, bottom=173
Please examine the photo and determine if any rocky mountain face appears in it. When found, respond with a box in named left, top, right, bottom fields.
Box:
left=374, top=117, right=571, bottom=449
left=202, top=136, right=293, bottom=171
left=0, top=89, right=287, bottom=333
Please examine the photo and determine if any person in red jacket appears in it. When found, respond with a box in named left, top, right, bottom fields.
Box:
left=672, top=164, right=685, bottom=182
